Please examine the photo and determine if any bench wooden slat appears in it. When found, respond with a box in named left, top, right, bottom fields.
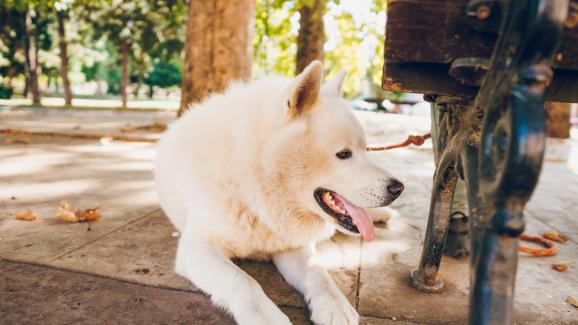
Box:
left=385, top=0, right=578, bottom=69
left=383, top=0, right=578, bottom=102
left=382, top=62, right=578, bottom=102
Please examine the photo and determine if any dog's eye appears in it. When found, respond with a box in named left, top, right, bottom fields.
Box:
left=336, top=149, right=352, bottom=160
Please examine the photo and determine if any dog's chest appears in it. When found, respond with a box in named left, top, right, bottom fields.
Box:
left=215, top=214, right=301, bottom=258
left=213, top=199, right=331, bottom=258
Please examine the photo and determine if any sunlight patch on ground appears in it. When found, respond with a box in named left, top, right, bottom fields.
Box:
left=0, top=97, right=179, bottom=110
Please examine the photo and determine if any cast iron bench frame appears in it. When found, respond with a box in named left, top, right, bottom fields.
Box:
left=382, top=0, right=572, bottom=324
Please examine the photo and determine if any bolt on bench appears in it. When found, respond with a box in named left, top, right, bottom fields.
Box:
left=382, top=0, right=577, bottom=324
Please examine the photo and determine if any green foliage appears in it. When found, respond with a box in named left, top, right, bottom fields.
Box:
left=0, top=2, right=54, bottom=82
left=0, top=8, right=26, bottom=80
left=0, top=84, right=13, bottom=98
left=145, top=62, right=181, bottom=89
left=253, top=0, right=298, bottom=78
left=2, top=0, right=389, bottom=100
left=81, top=62, right=99, bottom=82
left=105, top=66, right=121, bottom=95
left=253, top=0, right=387, bottom=98
left=73, top=0, right=186, bottom=95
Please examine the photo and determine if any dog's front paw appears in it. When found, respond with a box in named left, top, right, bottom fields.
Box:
left=307, top=291, right=359, bottom=325
left=233, top=300, right=291, bottom=325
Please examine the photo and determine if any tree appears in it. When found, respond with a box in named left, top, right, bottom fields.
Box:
left=77, top=0, right=186, bottom=108
left=178, top=0, right=255, bottom=116
left=144, top=61, right=181, bottom=97
left=253, top=0, right=298, bottom=77
left=24, top=7, right=41, bottom=104
left=56, top=4, right=72, bottom=106
left=77, top=0, right=137, bottom=108
left=296, top=0, right=326, bottom=74
left=0, top=7, right=26, bottom=94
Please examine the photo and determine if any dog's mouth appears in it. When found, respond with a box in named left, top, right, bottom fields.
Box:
left=314, top=188, right=375, bottom=242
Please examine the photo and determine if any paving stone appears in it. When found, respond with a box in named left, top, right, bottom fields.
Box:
left=0, top=260, right=235, bottom=325
left=0, top=136, right=159, bottom=263
left=358, top=212, right=578, bottom=325
left=0, top=260, right=313, bottom=325
left=50, top=210, right=192, bottom=291
left=50, top=209, right=360, bottom=310
left=358, top=215, right=470, bottom=324
left=360, top=316, right=420, bottom=324
left=1, top=108, right=578, bottom=324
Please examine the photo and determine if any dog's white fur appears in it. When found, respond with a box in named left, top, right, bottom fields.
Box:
left=155, top=61, right=400, bottom=325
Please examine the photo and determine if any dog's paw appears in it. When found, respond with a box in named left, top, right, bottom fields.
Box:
left=233, top=300, right=291, bottom=325
left=307, top=291, right=359, bottom=325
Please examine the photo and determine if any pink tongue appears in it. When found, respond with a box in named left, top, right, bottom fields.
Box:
left=340, top=197, right=375, bottom=242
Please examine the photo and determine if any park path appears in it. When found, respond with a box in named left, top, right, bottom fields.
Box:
left=1, top=106, right=577, bottom=324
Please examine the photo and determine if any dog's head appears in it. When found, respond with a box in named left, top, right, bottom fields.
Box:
left=261, top=61, right=403, bottom=241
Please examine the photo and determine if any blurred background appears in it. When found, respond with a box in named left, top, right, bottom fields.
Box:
left=0, top=0, right=419, bottom=113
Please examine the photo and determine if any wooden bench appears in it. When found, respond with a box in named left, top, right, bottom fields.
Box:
left=383, top=0, right=578, bottom=102
left=381, top=1, right=576, bottom=324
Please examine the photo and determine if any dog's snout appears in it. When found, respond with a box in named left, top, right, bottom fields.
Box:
left=387, top=179, right=404, bottom=198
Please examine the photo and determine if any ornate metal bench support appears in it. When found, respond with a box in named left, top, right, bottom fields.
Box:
left=410, top=0, right=568, bottom=324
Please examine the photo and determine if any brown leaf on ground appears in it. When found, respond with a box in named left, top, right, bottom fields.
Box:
left=58, top=201, right=101, bottom=222
left=75, top=208, right=101, bottom=221
left=551, top=263, right=569, bottom=272
left=58, top=201, right=78, bottom=222
left=565, top=296, right=578, bottom=309
left=543, top=231, right=568, bottom=243
left=15, top=210, right=37, bottom=221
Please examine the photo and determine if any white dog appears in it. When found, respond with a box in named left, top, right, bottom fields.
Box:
left=155, top=61, right=404, bottom=325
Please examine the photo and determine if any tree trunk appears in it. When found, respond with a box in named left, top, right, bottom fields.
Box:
left=22, top=11, right=30, bottom=98
left=119, top=39, right=130, bottom=109
left=545, top=102, right=571, bottom=139
left=178, top=0, right=255, bottom=116
left=296, top=0, right=326, bottom=74
left=57, top=10, right=73, bottom=106
left=24, top=9, right=41, bottom=104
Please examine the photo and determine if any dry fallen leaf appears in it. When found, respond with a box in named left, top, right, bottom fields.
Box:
left=565, top=296, right=578, bottom=309
left=15, top=210, right=37, bottom=221
left=75, top=208, right=101, bottom=221
left=552, top=263, right=569, bottom=272
left=58, top=201, right=78, bottom=222
left=543, top=231, right=568, bottom=243
left=58, top=201, right=101, bottom=222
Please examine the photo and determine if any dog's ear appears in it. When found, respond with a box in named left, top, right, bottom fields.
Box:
left=288, top=60, right=323, bottom=118
left=322, top=69, right=347, bottom=96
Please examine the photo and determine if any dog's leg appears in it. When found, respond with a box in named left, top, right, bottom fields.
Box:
left=175, top=226, right=290, bottom=325
left=273, top=245, right=359, bottom=325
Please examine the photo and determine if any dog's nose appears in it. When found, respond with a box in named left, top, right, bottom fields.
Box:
left=387, top=179, right=404, bottom=198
